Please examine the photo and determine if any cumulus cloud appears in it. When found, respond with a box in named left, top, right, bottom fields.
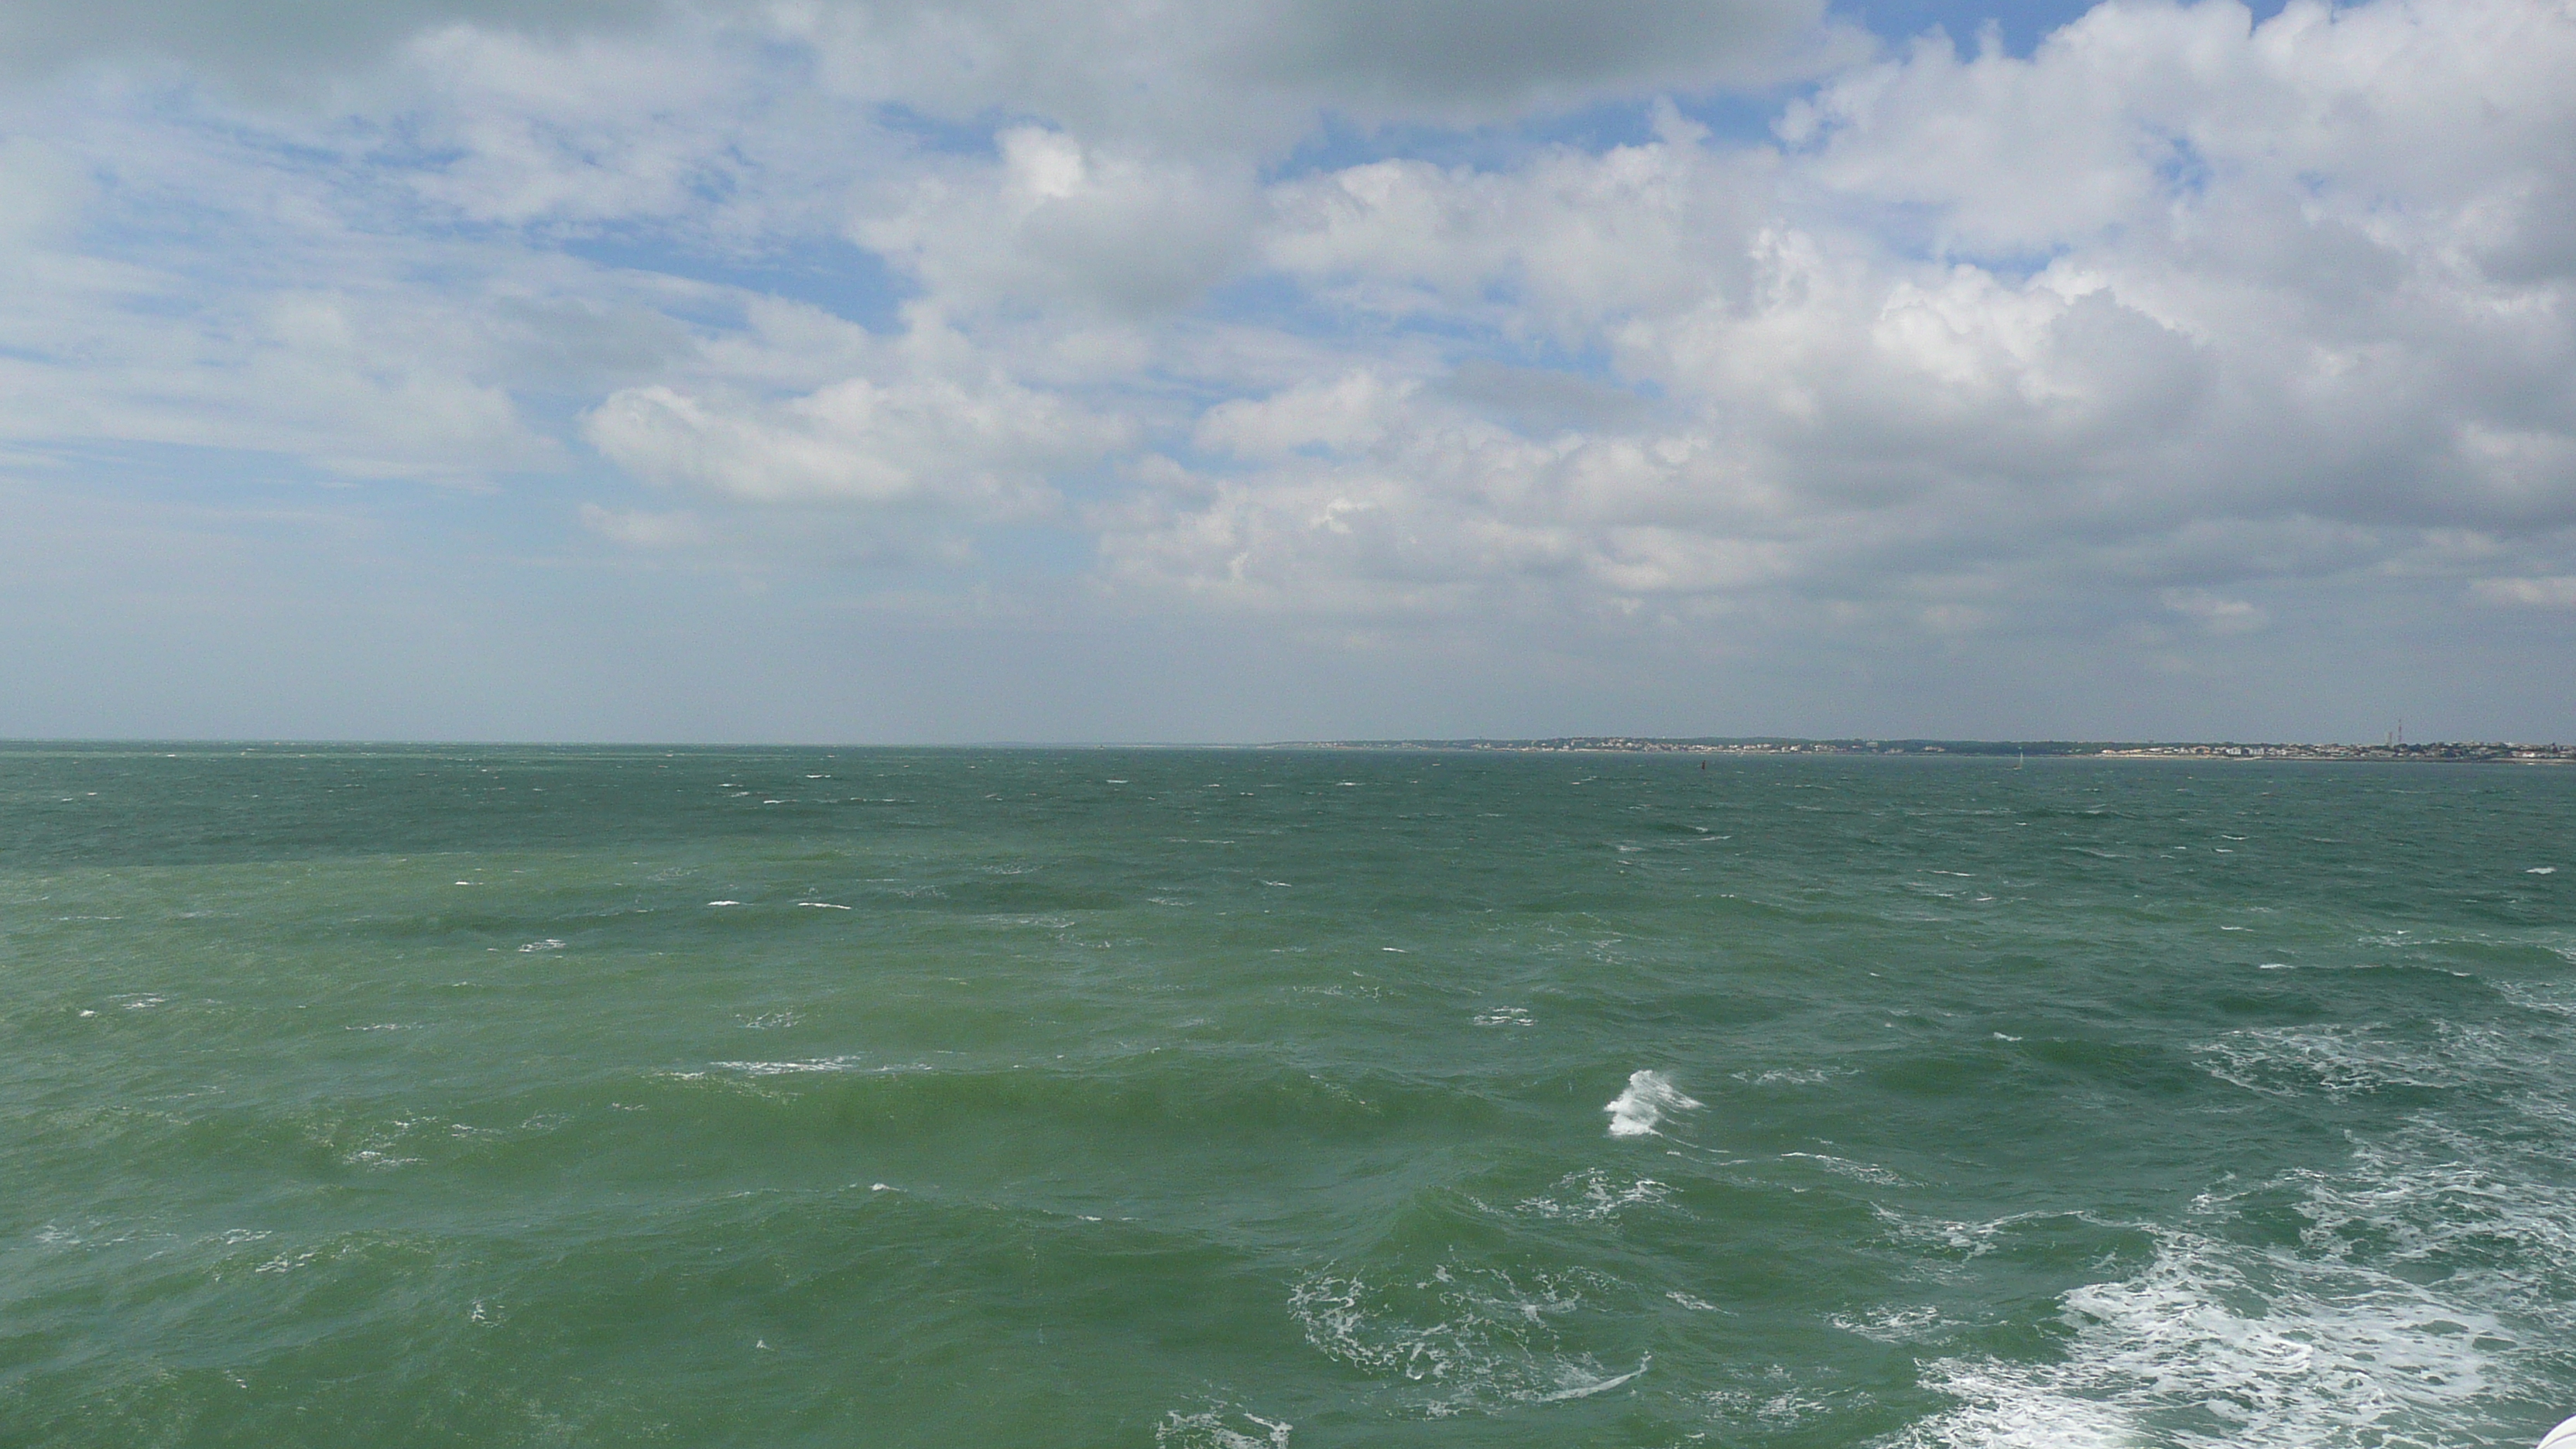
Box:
left=855, top=128, right=1259, bottom=317
left=582, top=319, right=1135, bottom=515
left=1108, top=0, right=2576, bottom=643
left=1196, top=372, right=1423, bottom=457
left=2, top=0, right=2572, bottom=735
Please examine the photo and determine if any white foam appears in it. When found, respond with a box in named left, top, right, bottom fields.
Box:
left=1783, top=1151, right=1905, bottom=1186
left=517, top=938, right=565, bottom=952
left=2530, top=867, right=2557, bottom=875
left=1473, top=1007, right=1534, bottom=1027
left=2205, top=1022, right=2532, bottom=1101
left=1894, top=1013, right=2576, bottom=1449
left=1605, top=1070, right=1701, bottom=1137
left=1534, top=1355, right=1649, bottom=1401
left=1893, top=1221, right=2501, bottom=1449
left=1508, top=1169, right=1671, bottom=1221
left=796, top=901, right=851, bottom=909
left=1289, top=1264, right=1643, bottom=1415
left=707, top=900, right=741, bottom=907
left=710, top=1056, right=865, bottom=1076
left=1156, top=1410, right=1290, bottom=1448
left=1731, top=1067, right=1852, bottom=1086
left=1828, top=1304, right=1948, bottom=1343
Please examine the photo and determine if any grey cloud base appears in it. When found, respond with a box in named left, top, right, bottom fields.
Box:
left=2, top=0, right=1837, bottom=122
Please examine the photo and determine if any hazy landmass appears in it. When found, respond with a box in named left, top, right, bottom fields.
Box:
left=1279, top=738, right=2576, bottom=762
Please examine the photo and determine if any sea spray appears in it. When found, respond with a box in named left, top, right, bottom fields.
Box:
left=1605, top=1070, right=1702, bottom=1137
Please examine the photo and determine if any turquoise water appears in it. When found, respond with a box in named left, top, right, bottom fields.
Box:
left=5, top=745, right=2574, bottom=1448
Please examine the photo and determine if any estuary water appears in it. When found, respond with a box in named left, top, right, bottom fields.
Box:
left=4, top=745, right=2574, bottom=1448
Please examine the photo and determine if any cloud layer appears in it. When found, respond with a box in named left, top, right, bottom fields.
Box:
left=2, top=0, right=2571, bottom=739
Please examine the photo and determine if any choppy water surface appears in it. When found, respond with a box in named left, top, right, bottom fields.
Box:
left=5, top=745, right=2574, bottom=1448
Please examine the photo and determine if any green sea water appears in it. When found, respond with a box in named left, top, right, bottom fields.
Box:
left=5, top=745, right=2574, bottom=1449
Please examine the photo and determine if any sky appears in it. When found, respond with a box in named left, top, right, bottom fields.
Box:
left=1, top=0, right=2570, bottom=744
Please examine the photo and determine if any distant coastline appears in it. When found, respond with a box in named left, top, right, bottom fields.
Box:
left=1272, top=737, right=2575, bottom=762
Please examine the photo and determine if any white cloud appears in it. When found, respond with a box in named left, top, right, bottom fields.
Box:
left=1195, top=372, right=1421, bottom=457
left=2, top=0, right=2573, bottom=736
left=854, top=128, right=1259, bottom=317
left=1265, top=111, right=1767, bottom=336
left=395, top=20, right=772, bottom=230
left=578, top=502, right=704, bottom=547
left=0, top=135, right=90, bottom=244
left=2471, top=576, right=2576, bottom=608
left=2161, top=587, right=2268, bottom=634
left=582, top=324, right=1135, bottom=514
left=1111, top=0, right=2576, bottom=640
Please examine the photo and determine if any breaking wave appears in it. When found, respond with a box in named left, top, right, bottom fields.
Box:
left=1605, top=1070, right=1701, bottom=1138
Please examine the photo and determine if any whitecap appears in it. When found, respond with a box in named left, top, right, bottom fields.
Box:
left=1888, top=1094, right=2576, bottom=1449
left=1731, top=1067, right=1851, bottom=1086
left=1890, top=1221, right=2501, bottom=1448
left=1288, top=1263, right=1636, bottom=1414
left=710, top=1056, right=865, bottom=1076
left=2196, top=1023, right=2506, bottom=1101
left=1533, top=1355, right=1649, bottom=1401
left=1828, top=1304, right=1948, bottom=1343
left=1511, top=1169, right=1671, bottom=1221
left=1783, top=1151, right=1905, bottom=1186
left=1605, top=1070, right=1701, bottom=1137
left=1156, top=1410, right=1290, bottom=1448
